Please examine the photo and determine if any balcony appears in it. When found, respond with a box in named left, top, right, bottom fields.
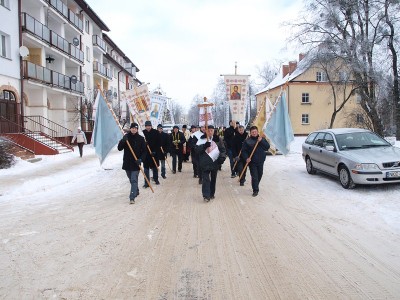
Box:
left=92, top=35, right=107, bottom=53
left=22, top=13, right=84, bottom=64
left=23, top=61, right=84, bottom=94
left=45, top=0, right=83, bottom=32
left=93, top=61, right=112, bottom=79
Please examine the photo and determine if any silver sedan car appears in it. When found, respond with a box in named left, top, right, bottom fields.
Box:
left=302, top=128, right=400, bottom=189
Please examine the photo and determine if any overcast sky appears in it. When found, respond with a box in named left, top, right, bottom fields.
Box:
left=85, top=0, right=303, bottom=108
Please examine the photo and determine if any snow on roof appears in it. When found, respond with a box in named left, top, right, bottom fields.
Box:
left=256, top=53, right=314, bottom=95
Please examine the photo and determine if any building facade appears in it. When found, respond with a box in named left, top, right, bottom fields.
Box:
left=0, top=0, right=140, bottom=154
left=256, top=53, right=360, bottom=135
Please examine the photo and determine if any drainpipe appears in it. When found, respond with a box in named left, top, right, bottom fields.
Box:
left=117, top=69, right=124, bottom=121
left=18, top=0, right=24, bottom=130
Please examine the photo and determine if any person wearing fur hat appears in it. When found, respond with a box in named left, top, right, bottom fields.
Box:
left=195, top=125, right=226, bottom=202
left=143, top=120, right=161, bottom=186
left=71, top=127, right=87, bottom=157
left=157, top=124, right=170, bottom=179
left=117, top=123, right=147, bottom=204
left=169, top=125, right=186, bottom=173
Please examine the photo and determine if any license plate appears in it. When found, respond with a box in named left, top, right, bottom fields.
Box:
left=386, top=171, right=400, bottom=178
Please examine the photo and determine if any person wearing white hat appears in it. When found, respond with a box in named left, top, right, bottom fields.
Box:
left=71, top=127, right=87, bottom=157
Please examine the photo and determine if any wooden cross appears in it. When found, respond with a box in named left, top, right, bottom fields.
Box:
left=197, top=97, right=214, bottom=140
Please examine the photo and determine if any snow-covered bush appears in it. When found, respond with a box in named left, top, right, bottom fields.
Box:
left=0, top=138, right=15, bottom=169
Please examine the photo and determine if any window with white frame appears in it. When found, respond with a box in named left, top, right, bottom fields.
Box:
left=339, top=71, right=349, bottom=82
left=316, top=71, right=327, bottom=82
left=0, top=32, right=9, bottom=58
left=356, top=93, right=361, bottom=104
left=302, top=114, right=309, bottom=124
left=85, top=19, right=90, bottom=34
left=86, top=46, right=90, bottom=62
left=1, top=0, right=10, bottom=9
left=356, top=114, right=364, bottom=123
left=301, top=93, right=310, bottom=104
left=85, top=74, right=91, bottom=88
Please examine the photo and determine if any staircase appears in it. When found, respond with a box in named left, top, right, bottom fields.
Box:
left=0, top=116, right=74, bottom=156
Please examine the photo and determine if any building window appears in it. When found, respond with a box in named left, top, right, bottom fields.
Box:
left=339, top=71, right=349, bottom=82
left=356, top=94, right=361, bottom=104
left=0, top=90, right=16, bottom=101
left=316, top=71, right=327, bottom=82
left=85, top=19, right=90, bottom=34
left=85, top=74, right=91, bottom=88
left=356, top=114, right=364, bottom=123
left=86, top=46, right=90, bottom=62
left=0, top=32, right=9, bottom=58
left=302, top=93, right=310, bottom=104
left=1, top=0, right=10, bottom=9
left=302, top=114, right=309, bottom=124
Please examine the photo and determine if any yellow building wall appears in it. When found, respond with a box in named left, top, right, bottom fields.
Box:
left=256, top=66, right=359, bottom=135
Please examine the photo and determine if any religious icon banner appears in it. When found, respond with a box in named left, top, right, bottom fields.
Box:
left=121, top=84, right=151, bottom=128
left=223, top=75, right=249, bottom=124
left=149, top=93, right=167, bottom=127
left=198, top=105, right=214, bottom=127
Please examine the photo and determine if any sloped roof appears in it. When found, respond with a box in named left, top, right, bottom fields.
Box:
left=256, top=53, right=314, bottom=95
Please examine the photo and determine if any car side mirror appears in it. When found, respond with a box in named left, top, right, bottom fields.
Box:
left=325, top=145, right=335, bottom=151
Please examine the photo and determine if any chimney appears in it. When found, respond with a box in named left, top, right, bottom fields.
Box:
left=282, top=64, right=289, bottom=78
left=289, top=61, right=297, bottom=74
left=299, top=53, right=305, bottom=62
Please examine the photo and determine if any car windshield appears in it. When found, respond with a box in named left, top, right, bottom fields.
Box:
left=335, top=132, right=390, bottom=150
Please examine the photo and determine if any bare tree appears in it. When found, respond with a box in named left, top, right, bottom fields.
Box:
left=288, top=0, right=400, bottom=136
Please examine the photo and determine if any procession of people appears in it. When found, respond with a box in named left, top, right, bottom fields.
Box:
left=118, top=120, right=270, bottom=204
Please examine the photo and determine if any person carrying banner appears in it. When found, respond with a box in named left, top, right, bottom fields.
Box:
left=157, top=124, right=170, bottom=179
left=143, top=120, right=161, bottom=186
left=195, top=125, right=226, bottom=202
left=241, top=126, right=270, bottom=197
left=224, top=120, right=237, bottom=178
left=118, top=122, right=147, bottom=204
left=232, top=125, right=248, bottom=186
left=170, top=125, right=186, bottom=173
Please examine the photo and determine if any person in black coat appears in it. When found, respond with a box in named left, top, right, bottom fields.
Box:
left=232, top=125, right=248, bottom=186
left=169, top=125, right=186, bottom=173
left=188, top=125, right=199, bottom=177
left=224, top=120, right=237, bottom=178
left=143, top=120, right=161, bottom=186
left=241, top=126, right=270, bottom=197
left=157, top=124, right=170, bottom=179
left=195, top=125, right=226, bottom=202
left=117, top=122, right=147, bottom=204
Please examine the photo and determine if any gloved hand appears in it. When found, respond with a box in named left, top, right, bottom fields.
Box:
left=204, top=141, right=211, bottom=149
left=135, top=159, right=142, bottom=165
left=151, top=152, right=156, bottom=157
left=234, top=156, right=239, bottom=162
left=123, top=134, right=128, bottom=141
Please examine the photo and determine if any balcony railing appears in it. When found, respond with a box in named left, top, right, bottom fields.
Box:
left=93, top=61, right=112, bottom=79
left=23, top=61, right=84, bottom=94
left=22, top=13, right=84, bottom=64
left=46, top=0, right=83, bottom=32
left=21, top=12, right=51, bottom=44
left=92, top=35, right=107, bottom=53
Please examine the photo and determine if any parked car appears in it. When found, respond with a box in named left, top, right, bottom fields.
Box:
left=302, top=128, right=400, bottom=189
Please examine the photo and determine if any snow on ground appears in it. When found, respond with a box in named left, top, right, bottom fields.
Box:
left=1, top=138, right=400, bottom=298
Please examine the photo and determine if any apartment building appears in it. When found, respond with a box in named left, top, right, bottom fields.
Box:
left=0, top=0, right=21, bottom=124
left=256, top=53, right=360, bottom=135
left=0, top=0, right=140, bottom=154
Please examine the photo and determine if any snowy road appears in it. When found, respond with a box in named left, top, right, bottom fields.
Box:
left=1, top=140, right=400, bottom=299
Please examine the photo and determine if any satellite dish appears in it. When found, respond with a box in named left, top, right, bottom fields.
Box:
left=72, top=37, right=79, bottom=46
left=19, top=46, right=29, bottom=57
left=113, top=92, right=117, bottom=98
left=70, top=75, right=77, bottom=84
left=107, top=90, right=112, bottom=97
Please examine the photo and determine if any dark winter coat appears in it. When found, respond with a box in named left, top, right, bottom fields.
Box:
left=117, top=132, right=147, bottom=171
left=195, top=134, right=226, bottom=171
left=241, top=136, right=270, bottom=165
left=232, top=131, right=248, bottom=158
left=224, top=125, right=236, bottom=150
left=143, top=128, right=160, bottom=168
left=159, top=131, right=170, bottom=160
left=169, top=131, right=186, bottom=154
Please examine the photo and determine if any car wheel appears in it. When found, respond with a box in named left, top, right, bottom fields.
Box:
left=339, top=165, right=355, bottom=189
left=306, top=157, right=317, bottom=174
